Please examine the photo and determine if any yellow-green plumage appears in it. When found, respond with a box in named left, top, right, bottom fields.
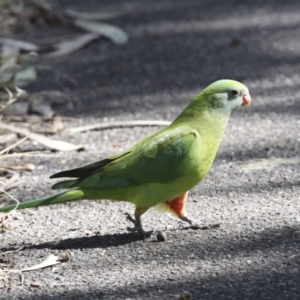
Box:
left=0, top=79, right=251, bottom=233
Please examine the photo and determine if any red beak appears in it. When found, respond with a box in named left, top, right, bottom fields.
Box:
left=242, top=93, right=251, bottom=107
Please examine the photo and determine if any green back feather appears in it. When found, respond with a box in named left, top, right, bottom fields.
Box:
left=50, top=79, right=248, bottom=192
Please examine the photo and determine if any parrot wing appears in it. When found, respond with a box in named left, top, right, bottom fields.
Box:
left=51, top=126, right=200, bottom=189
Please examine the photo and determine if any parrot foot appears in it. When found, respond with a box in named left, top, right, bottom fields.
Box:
left=125, top=213, right=154, bottom=237
left=178, top=216, right=221, bottom=230
left=127, top=226, right=153, bottom=238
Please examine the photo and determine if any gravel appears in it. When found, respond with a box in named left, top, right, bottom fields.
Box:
left=1, top=0, right=300, bottom=299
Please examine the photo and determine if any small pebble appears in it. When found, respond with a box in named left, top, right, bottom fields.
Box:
left=180, top=291, right=193, bottom=300
left=58, top=251, right=71, bottom=262
left=156, top=231, right=167, bottom=242
left=31, top=281, right=42, bottom=288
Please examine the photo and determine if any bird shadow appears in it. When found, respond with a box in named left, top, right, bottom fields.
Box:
left=0, top=231, right=147, bottom=252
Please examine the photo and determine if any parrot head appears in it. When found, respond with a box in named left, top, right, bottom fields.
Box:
left=201, top=79, right=251, bottom=113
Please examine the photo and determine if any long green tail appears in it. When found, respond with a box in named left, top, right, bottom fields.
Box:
left=0, top=189, right=85, bottom=212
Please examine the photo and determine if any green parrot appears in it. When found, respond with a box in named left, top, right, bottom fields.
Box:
left=0, top=80, right=251, bottom=235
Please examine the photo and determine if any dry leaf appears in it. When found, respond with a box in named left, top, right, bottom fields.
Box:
left=0, top=122, right=85, bottom=151
left=63, top=120, right=171, bottom=135
left=74, top=19, right=128, bottom=44
left=0, top=71, right=14, bottom=86
left=0, top=45, right=37, bottom=88
left=0, top=37, right=39, bottom=52
left=44, top=33, right=99, bottom=58
left=21, top=254, right=67, bottom=272
left=0, top=45, right=19, bottom=73
left=65, top=9, right=125, bottom=21
left=0, top=252, right=70, bottom=276
left=14, top=67, right=37, bottom=87
left=0, top=45, right=19, bottom=86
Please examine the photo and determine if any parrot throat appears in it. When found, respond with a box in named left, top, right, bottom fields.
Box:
left=197, top=109, right=230, bottom=163
left=203, top=109, right=230, bottom=150
left=173, top=97, right=231, bottom=171
left=173, top=98, right=231, bottom=147
left=195, top=109, right=230, bottom=180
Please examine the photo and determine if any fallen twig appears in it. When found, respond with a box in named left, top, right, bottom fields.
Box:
left=0, top=123, right=85, bottom=151
left=0, top=151, right=59, bottom=159
left=0, top=136, right=28, bottom=156
left=0, top=163, right=35, bottom=171
left=63, top=120, right=171, bottom=135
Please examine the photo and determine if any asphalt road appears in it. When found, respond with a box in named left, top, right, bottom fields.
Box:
left=1, top=0, right=300, bottom=299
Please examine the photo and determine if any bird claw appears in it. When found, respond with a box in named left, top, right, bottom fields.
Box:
left=125, top=212, right=154, bottom=238
left=178, top=217, right=221, bottom=230
left=179, top=222, right=221, bottom=230
left=126, top=226, right=153, bottom=238
left=125, top=212, right=135, bottom=224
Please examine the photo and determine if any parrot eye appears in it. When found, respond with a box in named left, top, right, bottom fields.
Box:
left=231, top=89, right=238, bottom=96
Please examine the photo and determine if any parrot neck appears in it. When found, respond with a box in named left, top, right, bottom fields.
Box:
left=172, top=100, right=231, bottom=150
left=199, top=109, right=230, bottom=147
left=173, top=99, right=230, bottom=130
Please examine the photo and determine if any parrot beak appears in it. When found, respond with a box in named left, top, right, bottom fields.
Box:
left=242, top=93, right=251, bottom=107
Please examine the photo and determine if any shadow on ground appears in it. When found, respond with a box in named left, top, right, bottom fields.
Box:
left=24, top=0, right=300, bottom=118
left=10, top=225, right=300, bottom=299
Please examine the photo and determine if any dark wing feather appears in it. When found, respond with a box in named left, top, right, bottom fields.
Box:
left=50, top=151, right=130, bottom=179
left=50, top=159, right=112, bottom=179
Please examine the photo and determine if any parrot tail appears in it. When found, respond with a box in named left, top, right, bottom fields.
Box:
left=0, top=189, right=85, bottom=213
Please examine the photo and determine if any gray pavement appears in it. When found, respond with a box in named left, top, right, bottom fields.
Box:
left=1, top=0, right=300, bottom=299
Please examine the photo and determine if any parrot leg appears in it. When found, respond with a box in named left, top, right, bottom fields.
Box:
left=166, top=192, right=221, bottom=230
left=126, top=207, right=153, bottom=237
